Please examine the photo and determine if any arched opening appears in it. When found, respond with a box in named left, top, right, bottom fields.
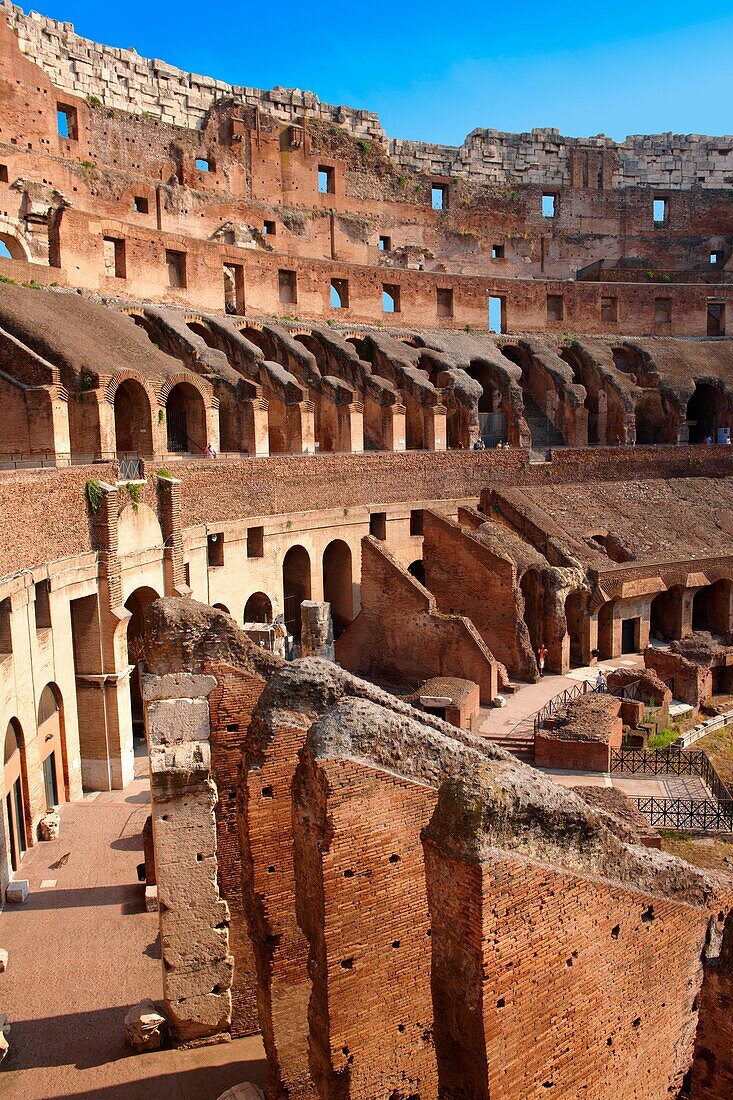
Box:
left=240, top=326, right=276, bottom=361
left=408, top=559, right=426, bottom=586
left=502, top=344, right=566, bottom=450
left=692, top=586, right=715, bottom=633
left=687, top=383, right=730, bottom=444
left=520, top=570, right=543, bottom=660
left=558, top=346, right=601, bottom=445
left=113, top=378, right=154, bottom=455
left=186, top=320, right=220, bottom=350
left=650, top=588, right=681, bottom=641
left=635, top=392, right=670, bottom=445
left=345, top=336, right=374, bottom=363
left=4, top=719, right=29, bottom=873
left=0, top=232, right=28, bottom=261
left=166, top=381, right=207, bottom=454
left=212, top=603, right=231, bottom=615
left=37, top=683, right=67, bottom=808
left=565, top=590, right=585, bottom=668
left=283, top=546, right=311, bottom=642
left=244, top=592, right=273, bottom=624
left=323, top=540, right=353, bottom=637
left=124, top=586, right=160, bottom=738
left=467, top=361, right=507, bottom=447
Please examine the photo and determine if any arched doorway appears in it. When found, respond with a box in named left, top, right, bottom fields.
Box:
left=244, top=592, right=273, bottom=624
left=650, top=588, right=681, bottom=641
left=166, top=382, right=207, bottom=454
left=0, top=232, right=30, bottom=261
left=124, top=586, right=160, bottom=737
left=565, top=590, right=585, bottom=668
left=323, top=540, right=353, bottom=637
left=283, top=547, right=311, bottom=641
left=687, top=383, right=729, bottom=444
left=212, top=603, right=231, bottom=615
left=4, top=719, right=28, bottom=874
left=692, top=586, right=714, bottom=633
left=466, top=362, right=507, bottom=447
left=240, top=326, right=276, bottom=361
left=114, top=378, right=154, bottom=455
left=408, top=560, right=426, bottom=586
left=37, top=683, right=67, bottom=809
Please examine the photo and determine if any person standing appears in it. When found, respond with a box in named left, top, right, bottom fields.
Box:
left=536, top=643, right=548, bottom=676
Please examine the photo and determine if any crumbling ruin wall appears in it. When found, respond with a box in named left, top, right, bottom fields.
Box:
left=335, top=534, right=500, bottom=701
left=691, top=912, right=733, bottom=1100
left=142, top=598, right=733, bottom=1098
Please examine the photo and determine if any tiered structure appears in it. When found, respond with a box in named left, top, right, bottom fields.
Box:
left=0, top=3, right=732, bottom=1096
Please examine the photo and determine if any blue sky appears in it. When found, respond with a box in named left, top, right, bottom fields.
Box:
left=16, top=0, right=733, bottom=143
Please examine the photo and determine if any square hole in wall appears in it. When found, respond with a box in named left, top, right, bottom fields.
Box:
left=600, top=296, right=618, bottom=323
left=103, top=236, right=126, bottom=279
left=653, top=198, right=668, bottom=224
left=133, top=195, right=149, bottom=213
left=196, top=157, right=214, bottom=173
left=410, top=509, right=424, bottom=537
left=369, top=512, right=386, bottom=540
left=488, top=295, right=505, bottom=334
left=378, top=235, right=391, bottom=251
left=207, top=533, right=224, bottom=568
left=432, top=184, right=448, bottom=211
left=34, top=580, right=51, bottom=630
left=247, top=526, right=264, bottom=558
left=166, top=249, right=187, bottom=288
left=542, top=193, right=556, bottom=218
left=710, top=251, right=723, bottom=265
left=383, top=284, right=400, bottom=313
left=0, top=165, right=8, bottom=184
left=330, top=278, right=349, bottom=309
left=263, top=220, right=276, bottom=235
left=437, top=287, right=454, bottom=318
left=278, top=269, right=297, bottom=304
left=318, top=165, right=335, bottom=194
left=491, top=243, right=505, bottom=259
left=654, top=297, right=672, bottom=325
left=57, top=104, right=78, bottom=140
left=547, top=294, right=564, bottom=322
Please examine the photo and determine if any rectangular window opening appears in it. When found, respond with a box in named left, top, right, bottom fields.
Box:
left=263, top=220, right=276, bottom=235
left=247, top=526, right=264, bottom=558
left=547, top=294, right=564, bottom=323
left=378, top=235, right=392, bottom=251
left=207, top=533, right=224, bottom=568
left=707, top=302, right=726, bottom=337
left=103, top=236, right=126, bottom=279
left=710, top=251, right=723, bottom=265
left=383, top=284, right=400, bottom=313
left=542, top=193, right=556, bottom=218
left=432, top=185, right=447, bottom=211
left=34, top=580, right=51, bottom=630
left=410, top=509, right=424, bottom=537
left=0, top=165, right=8, bottom=184
left=653, top=198, right=668, bottom=224
left=600, top=296, right=618, bottom=323
left=491, top=243, right=505, bottom=260
left=57, top=104, right=78, bottom=140
left=370, top=512, right=387, bottom=540
left=437, top=287, right=454, bottom=319
left=166, top=249, right=187, bottom=288
left=488, top=295, right=505, bottom=334
left=330, top=278, right=349, bottom=309
left=196, top=157, right=213, bottom=173
left=133, top=195, right=149, bottom=214
left=223, top=263, right=244, bottom=314
left=318, top=165, right=335, bottom=194
left=0, top=598, right=12, bottom=655
left=278, top=269, right=297, bottom=304
left=654, top=297, right=672, bottom=326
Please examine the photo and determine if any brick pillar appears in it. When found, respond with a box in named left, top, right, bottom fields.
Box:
left=204, top=399, right=220, bottom=454
left=388, top=401, right=407, bottom=452
left=347, top=402, right=364, bottom=453
left=156, top=474, right=188, bottom=596
left=25, top=387, right=71, bottom=464
left=95, top=392, right=117, bottom=458
left=426, top=402, right=447, bottom=451
left=252, top=397, right=270, bottom=456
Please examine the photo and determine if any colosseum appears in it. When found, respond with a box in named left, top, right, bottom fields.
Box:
left=0, top=3, right=732, bottom=1097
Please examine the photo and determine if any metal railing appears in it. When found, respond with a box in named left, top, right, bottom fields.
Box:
left=533, top=679, right=594, bottom=735
left=633, top=797, right=733, bottom=832
left=609, top=747, right=733, bottom=802
left=612, top=679, right=643, bottom=702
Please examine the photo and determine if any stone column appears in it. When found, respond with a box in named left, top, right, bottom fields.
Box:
left=387, top=402, right=407, bottom=452
left=300, top=601, right=334, bottom=660
left=252, top=398, right=270, bottom=456
left=143, top=670, right=233, bottom=1044
left=347, top=403, right=364, bottom=453
left=426, top=403, right=447, bottom=451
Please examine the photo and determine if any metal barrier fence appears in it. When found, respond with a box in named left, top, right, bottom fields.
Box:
left=533, top=679, right=594, bottom=735
left=633, top=797, right=733, bottom=832
left=609, top=747, right=733, bottom=803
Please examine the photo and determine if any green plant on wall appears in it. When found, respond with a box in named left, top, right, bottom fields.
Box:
left=86, top=478, right=104, bottom=513
left=158, top=408, right=165, bottom=423
left=156, top=468, right=171, bottom=479
left=125, top=482, right=142, bottom=512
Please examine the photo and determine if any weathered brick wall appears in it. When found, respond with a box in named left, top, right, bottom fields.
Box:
left=336, top=535, right=499, bottom=701
left=691, top=914, right=733, bottom=1100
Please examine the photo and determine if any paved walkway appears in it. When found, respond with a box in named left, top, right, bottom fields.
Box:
left=475, top=654, right=646, bottom=740
left=544, top=769, right=710, bottom=800
left=0, top=748, right=266, bottom=1099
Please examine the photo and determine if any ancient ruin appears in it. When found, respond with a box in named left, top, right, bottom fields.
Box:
left=0, top=1, right=732, bottom=1096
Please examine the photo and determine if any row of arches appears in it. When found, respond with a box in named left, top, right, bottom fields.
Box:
left=4, top=683, right=67, bottom=875
left=113, top=377, right=208, bottom=455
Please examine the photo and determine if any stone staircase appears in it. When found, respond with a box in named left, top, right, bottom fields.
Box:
left=486, top=733, right=536, bottom=766
left=522, top=393, right=566, bottom=459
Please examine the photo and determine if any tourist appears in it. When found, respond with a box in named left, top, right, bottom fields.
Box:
left=596, top=670, right=607, bottom=693
left=205, top=440, right=217, bottom=458
left=536, top=643, right=548, bottom=675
